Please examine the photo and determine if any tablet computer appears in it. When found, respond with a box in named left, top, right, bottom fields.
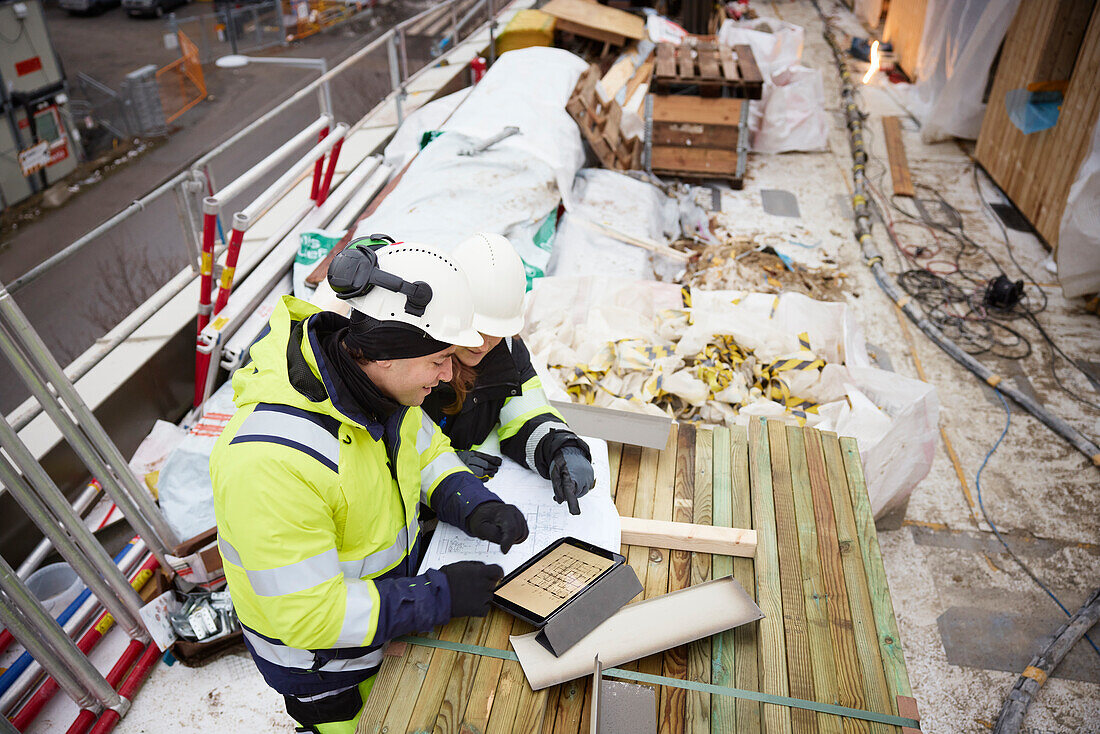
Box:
left=493, top=537, right=625, bottom=627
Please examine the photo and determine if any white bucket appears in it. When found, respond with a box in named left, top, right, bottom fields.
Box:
left=25, top=563, right=84, bottom=617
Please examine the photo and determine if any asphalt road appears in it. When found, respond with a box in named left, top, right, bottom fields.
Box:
left=0, top=0, right=439, bottom=413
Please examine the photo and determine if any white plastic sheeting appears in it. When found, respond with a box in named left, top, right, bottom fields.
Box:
left=523, top=279, right=938, bottom=518
left=1056, top=115, right=1100, bottom=299
left=908, top=0, right=1021, bottom=143
left=354, top=47, right=586, bottom=272
left=717, top=18, right=828, bottom=153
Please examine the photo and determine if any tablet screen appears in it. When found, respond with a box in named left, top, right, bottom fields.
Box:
left=494, top=542, right=617, bottom=619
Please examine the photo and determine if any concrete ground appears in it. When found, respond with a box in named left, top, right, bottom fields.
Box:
left=9, top=0, right=1100, bottom=732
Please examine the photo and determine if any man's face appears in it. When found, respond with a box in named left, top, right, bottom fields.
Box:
left=454, top=333, right=503, bottom=367
left=363, top=346, right=456, bottom=405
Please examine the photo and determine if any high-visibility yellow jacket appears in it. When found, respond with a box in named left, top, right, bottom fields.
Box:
left=210, top=296, right=500, bottom=698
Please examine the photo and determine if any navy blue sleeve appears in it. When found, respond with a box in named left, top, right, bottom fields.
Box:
left=371, top=568, right=452, bottom=640
left=429, top=471, right=502, bottom=532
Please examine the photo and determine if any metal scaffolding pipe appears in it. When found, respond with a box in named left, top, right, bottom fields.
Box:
left=0, top=560, right=125, bottom=714
left=0, top=434, right=148, bottom=642
left=16, top=482, right=101, bottom=579
left=0, top=294, right=179, bottom=564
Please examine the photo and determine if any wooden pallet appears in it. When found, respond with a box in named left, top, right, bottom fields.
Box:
left=356, top=418, right=918, bottom=734
left=566, top=63, right=642, bottom=172
left=654, top=39, right=764, bottom=99
left=646, top=93, right=750, bottom=188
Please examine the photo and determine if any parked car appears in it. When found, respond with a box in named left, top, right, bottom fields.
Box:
left=59, top=0, right=120, bottom=15
left=122, top=0, right=187, bottom=18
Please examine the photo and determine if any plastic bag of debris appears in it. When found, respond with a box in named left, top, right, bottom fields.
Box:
left=523, top=280, right=938, bottom=518
left=751, top=65, right=829, bottom=153
left=717, top=18, right=804, bottom=77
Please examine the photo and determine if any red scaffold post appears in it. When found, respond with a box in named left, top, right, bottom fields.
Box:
left=315, top=137, right=344, bottom=207
left=310, top=126, right=330, bottom=201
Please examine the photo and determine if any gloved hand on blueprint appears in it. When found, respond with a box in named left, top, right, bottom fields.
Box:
left=466, top=501, right=530, bottom=553
left=440, top=561, right=503, bottom=617
left=456, top=450, right=503, bottom=481
left=550, top=447, right=595, bottom=516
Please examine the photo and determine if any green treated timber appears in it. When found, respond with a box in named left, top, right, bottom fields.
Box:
left=767, top=420, right=817, bottom=734
left=710, top=426, right=736, bottom=734
left=749, top=418, right=792, bottom=734
left=820, top=432, right=896, bottom=734
left=730, top=425, right=760, bottom=734
left=688, top=427, right=714, bottom=734
left=839, top=437, right=914, bottom=708
left=787, top=427, right=843, bottom=734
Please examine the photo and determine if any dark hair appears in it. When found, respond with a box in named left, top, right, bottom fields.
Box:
left=443, top=355, right=479, bottom=415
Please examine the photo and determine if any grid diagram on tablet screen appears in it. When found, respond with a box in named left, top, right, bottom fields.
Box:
left=526, top=552, right=606, bottom=600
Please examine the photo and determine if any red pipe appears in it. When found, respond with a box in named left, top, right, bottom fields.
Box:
left=315, top=137, right=344, bottom=207
left=0, top=628, right=13, bottom=656
left=310, top=127, right=329, bottom=201
left=197, top=211, right=217, bottom=333
left=66, top=709, right=96, bottom=734
left=85, top=643, right=162, bottom=734
left=212, top=226, right=246, bottom=317
left=14, top=557, right=158, bottom=732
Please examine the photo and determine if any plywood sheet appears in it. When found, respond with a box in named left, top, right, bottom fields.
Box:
left=541, top=0, right=645, bottom=43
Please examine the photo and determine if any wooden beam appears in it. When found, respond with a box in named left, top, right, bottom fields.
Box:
left=619, top=516, right=756, bottom=557
left=882, top=116, right=915, bottom=197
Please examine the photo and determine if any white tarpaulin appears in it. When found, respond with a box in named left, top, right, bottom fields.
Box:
left=907, top=0, right=1021, bottom=143
left=1057, top=115, right=1100, bottom=299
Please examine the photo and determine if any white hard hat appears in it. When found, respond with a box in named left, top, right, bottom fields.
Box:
left=452, top=233, right=526, bottom=337
left=334, top=243, right=483, bottom=348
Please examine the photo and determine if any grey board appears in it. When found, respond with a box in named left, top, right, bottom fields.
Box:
left=761, top=188, right=801, bottom=218
left=550, top=400, right=673, bottom=450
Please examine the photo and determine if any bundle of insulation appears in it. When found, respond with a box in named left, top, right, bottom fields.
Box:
left=350, top=47, right=587, bottom=283
left=523, top=277, right=938, bottom=518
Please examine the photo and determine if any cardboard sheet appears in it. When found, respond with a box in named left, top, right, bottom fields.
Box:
left=510, top=576, right=763, bottom=689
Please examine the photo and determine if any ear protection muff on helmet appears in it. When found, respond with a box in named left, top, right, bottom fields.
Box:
left=328, top=237, right=433, bottom=317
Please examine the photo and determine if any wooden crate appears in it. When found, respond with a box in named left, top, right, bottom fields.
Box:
left=356, top=419, right=917, bottom=734
left=654, top=39, right=764, bottom=99
left=566, top=64, right=642, bottom=172
left=646, top=94, right=749, bottom=188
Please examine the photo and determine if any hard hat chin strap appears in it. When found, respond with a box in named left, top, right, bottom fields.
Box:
left=327, top=238, right=433, bottom=317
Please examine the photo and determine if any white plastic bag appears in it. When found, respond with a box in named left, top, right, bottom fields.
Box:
left=1056, top=115, right=1100, bottom=299
left=752, top=65, right=829, bottom=153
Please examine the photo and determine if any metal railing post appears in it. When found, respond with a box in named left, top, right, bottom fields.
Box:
left=388, top=34, right=404, bottom=127
left=488, top=0, right=497, bottom=65
left=173, top=179, right=203, bottom=272
left=398, top=27, right=409, bottom=82
left=450, top=1, right=459, bottom=46
left=0, top=416, right=150, bottom=642
left=0, top=292, right=180, bottom=566
left=0, top=560, right=127, bottom=715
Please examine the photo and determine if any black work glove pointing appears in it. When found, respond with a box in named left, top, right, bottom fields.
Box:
left=455, top=450, right=502, bottom=481
left=550, top=447, right=595, bottom=515
left=465, top=502, right=529, bottom=554
left=440, top=561, right=503, bottom=618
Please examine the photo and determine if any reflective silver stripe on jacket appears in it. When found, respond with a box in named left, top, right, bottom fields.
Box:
left=525, top=420, right=568, bottom=470
left=416, top=412, right=436, bottom=453
left=242, top=628, right=384, bottom=673
left=336, top=579, right=379, bottom=646
left=499, top=385, right=551, bottom=427
left=234, top=407, right=340, bottom=470
left=337, top=520, right=418, bottom=580
left=420, top=451, right=466, bottom=504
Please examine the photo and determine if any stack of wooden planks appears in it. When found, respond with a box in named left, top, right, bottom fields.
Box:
left=355, top=418, right=917, bottom=734
left=648, top=94, right=748, bottom=188
left=566, top=63, right=645, bottom=172
left=653, top=40, right=764, bottom=99
left=541, top=0, right=646, bottom=49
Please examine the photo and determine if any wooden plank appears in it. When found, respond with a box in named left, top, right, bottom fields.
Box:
left=639, top=425, right=680, bottom=682
left=767, top=420, right=817, bottom=734
left=651, top=147, right=739, bottom=178
left=549, top=676, right=587, bottom=734
left=730, top=425, right=760, bottom=734
left=541, top=0, right=645, bottom=41
left=748, top=417, right=791, bottom=734
left=734, top=44, right=764, bottom=85
left=602, top=102, right=623, bottom=150
left=404, top=617, right=472, bottom=733
left=460, top=609, right=517, bottom=733
left=622, top=59, right=655, bottom=104
left=485, top=617, right=538, bottom=734
left=787, top=426, right=843, bottom=734
left=619, top=516, right=756, bottom=556
left=882, top=0, right=927, bottom=78
left=839, top=437, right=914, bottom=708
left=677, top=41, right=696, bottom=78
left=615, top=445, right=642, bottom=533
left=599, top=55, right=636, bottom=102
left=709, top=426, right=736, bottom=734
left=652, top=121, right=738, bottom=151
left=356, top=651, right=406, bottom=732
left=373, top=634, right=440, bottom=733
left=554, top=16, right=626, bottom=46
left=698, top=41, right=722, bottom=79
left=656, top=43, right=678, bottom=78
left=624, top=446, right=659, bottom=581
left=687, top=427, right=714, bottom=734
left=652, top=95, right=742, bottom=127
left=718, top=44, right=740, bottom=82
left=881, top=117, right=915, bottom=197
left=434, top=614, right=491, bottom=734
left=804, top=428, right=869, bottom=734
left=820, top=432, right=896, bottom=734
left=608, top=441, right=624, bottom=500
left=659, top=423, right=696, bottom=734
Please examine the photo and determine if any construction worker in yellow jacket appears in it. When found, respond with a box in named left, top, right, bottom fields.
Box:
left=210, top=239, right=529, bottom=734
left=422, top=233, right=596, bottom=514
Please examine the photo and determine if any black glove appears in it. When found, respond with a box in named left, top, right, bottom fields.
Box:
left=550, top=447, right=595, bottom=515
left=456, top=450, right=502, bottom=481
left=466, top=502, right=529, bottom=554
left=440, top=561, right=503, bottom=618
